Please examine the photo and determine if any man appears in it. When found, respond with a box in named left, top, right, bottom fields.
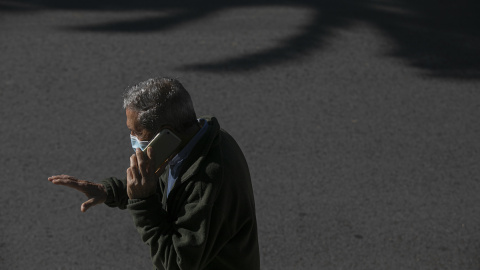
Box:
left=48, top=77, right=260, bottom=270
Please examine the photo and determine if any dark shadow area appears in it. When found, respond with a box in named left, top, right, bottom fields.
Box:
left=364, top=0, right=480, bottom=79
left=2, top=0, right=479, bottom=79
left=181, top=3, right=354, bottom=72
left=70, top=9, right=219, bottom=33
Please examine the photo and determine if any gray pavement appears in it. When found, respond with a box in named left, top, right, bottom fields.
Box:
left=1, top=0, right=480, bottom=269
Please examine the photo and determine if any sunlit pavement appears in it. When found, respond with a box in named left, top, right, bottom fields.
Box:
left=1, top=1, right=479, bottom=269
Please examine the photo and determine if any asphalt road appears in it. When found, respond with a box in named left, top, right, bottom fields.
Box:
left=1, top=0, right=480, bottom=269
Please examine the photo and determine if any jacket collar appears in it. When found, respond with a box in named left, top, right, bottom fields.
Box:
left=161, top=116, right=220, bottom=185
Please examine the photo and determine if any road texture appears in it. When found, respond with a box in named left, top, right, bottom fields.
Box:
left=1, top=0, right=479, bottom=269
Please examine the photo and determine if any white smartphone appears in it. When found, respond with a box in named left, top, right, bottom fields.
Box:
left=143, top=129, right=182, bottom=173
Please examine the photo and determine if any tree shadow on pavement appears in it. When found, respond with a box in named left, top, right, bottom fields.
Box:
left=2, top=0, right=479, bottom=79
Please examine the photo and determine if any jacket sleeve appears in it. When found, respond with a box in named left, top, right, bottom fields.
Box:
left=127, top=180, right=221, bottom=270
left=100, top=177, right=129, bottom=210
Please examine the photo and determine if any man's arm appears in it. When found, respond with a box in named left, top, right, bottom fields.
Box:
left=100, top=177, right=130, bottom=210
left=127, top=181, right=221, bottom=270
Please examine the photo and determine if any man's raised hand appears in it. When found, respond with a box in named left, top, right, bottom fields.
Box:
left=48, top=175, right=107, bottom=212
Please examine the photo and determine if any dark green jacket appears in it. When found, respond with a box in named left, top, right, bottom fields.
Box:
left=101, top=116, right=260, bottom=270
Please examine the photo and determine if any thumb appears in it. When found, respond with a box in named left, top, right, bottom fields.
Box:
left=81, top=198, right=96, bottom=212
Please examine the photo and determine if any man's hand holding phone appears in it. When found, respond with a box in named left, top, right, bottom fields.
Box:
left=127, top=129, right=181, bottom=199
left=127, top=147, right=163, bottom=199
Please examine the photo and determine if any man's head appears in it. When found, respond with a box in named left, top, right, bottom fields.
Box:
left=124, top=77, right=197, bottom=141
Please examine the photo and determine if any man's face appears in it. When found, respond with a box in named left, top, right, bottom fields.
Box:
left=126, top=109, right=153, bottom=141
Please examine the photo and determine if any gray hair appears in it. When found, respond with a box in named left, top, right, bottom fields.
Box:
left=123, top=77, right=197, bottom=134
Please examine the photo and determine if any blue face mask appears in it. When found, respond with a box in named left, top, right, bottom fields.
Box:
left=130, top=134, right=149, bottom=152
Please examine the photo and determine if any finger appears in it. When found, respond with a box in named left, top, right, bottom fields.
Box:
left=130, top=154, right=140, bottom=175
left=48, top=175, right=98, bottom=197
left=136, top=148, right=148, bottom=177
left=147, top=147, right=154, bottom=159
left=48, top=174, right=75, bottom=181
left=147, top=147, right=156, bottom=173
left=126, top=167, right=135, bottom=199
left=130, top=154, right=138, bottom=169
left=127, top=167, right=134, bottom=183
left=130, top=165, right=140, bottom=182
left=81, top=198, right=97, bottom=212
left=49, top=175, right=81, bottom=187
